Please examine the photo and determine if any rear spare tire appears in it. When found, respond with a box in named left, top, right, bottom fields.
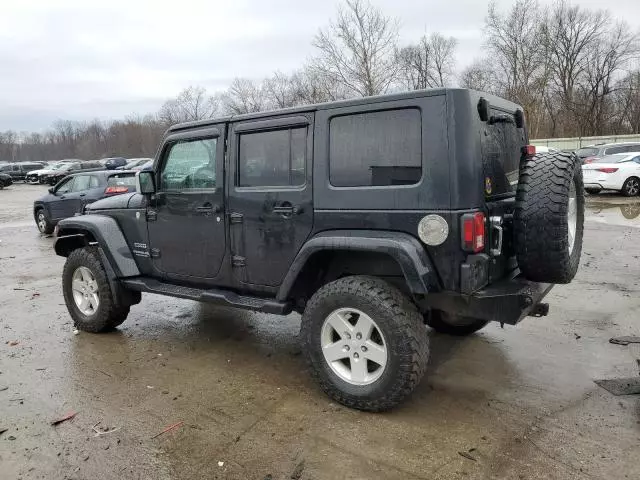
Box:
left=514, top=151, right=584, bottom=283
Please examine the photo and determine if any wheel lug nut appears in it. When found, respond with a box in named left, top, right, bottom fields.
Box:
left=344, top=333, right=351, bottom=340
left=344, top=345, right=350, bottom=351
left=356, top=333, right=362, bottom=340
left=353, top=352, right=359, bottom=359
left=361, top=346, right=368, bottom=352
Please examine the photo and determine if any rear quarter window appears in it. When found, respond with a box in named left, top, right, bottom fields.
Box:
left=329, top=108, right=422, bottom=187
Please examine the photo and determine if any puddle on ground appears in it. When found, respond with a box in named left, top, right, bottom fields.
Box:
left=586, top=195, right=640, bottom=227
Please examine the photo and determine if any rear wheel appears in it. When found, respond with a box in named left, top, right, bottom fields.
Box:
left=301, top=276, right=429, bottom=412
left=621, top=177, right=640, bottom=197
left=63, top=247, right=130, bottom=332
left=515, top=151, right=584, bottom=283
left=425, top=311, right=489, bottom=336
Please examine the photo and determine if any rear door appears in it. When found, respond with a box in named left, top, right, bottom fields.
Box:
left=227, top=115, right=314, bottom=287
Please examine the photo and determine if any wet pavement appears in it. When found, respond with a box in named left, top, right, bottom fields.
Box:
left=1, top=184, right=639, bottom=480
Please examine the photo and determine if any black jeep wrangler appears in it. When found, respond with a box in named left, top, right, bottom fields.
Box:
left=54, top=89, right=584, bottom=411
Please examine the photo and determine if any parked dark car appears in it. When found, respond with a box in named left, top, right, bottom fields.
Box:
left=34, top=171, right=137, bottom=234
left=43, top=161, right=103, bottom=185
left=0, top=162, right=47, bottom=181
left=54, top=88, right=584, bottom=412
left=26, top=160, right=83, bottom=184
left=116, top=158, right=153, bottom=170
left=0, top=172, right=13, bottom=189
left=103, top=157, right=128, bottom=170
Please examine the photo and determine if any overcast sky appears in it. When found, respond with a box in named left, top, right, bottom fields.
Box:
left=1, top=0, right=639, bottom=131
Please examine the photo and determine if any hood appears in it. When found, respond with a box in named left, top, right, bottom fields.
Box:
left=85, top=193, right=138, bottom=211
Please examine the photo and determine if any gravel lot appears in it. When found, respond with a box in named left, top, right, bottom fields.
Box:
left=1, top=183, right=639, bottom=480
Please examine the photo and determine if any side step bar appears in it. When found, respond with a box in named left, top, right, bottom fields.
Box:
left=121, top=277, right=292, bottom=315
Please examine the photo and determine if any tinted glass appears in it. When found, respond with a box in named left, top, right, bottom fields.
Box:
left=329, top=109, right=421, bottom=187
left=161, top=138, right=216, bottom=190
left=107, top=173, right=136, bottom=187
left=595, top=154, right=630, bottom=164
left=0, top=165, right=10, bottom=172
left=576, top=147, right=598, bottom=158
left=604, top=146, right=630, bottom=155
left=238, top=127, right=306, bottom=187
left=72, top=175, right=91, bottom=192
left=89, top=176, right=100, bottom=188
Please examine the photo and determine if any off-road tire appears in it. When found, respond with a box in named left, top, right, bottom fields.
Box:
left=62, top=247, right=129, bottom=332
left=301, top=276, right=429, bottom=412
left=35, top=208, right=54, bottom=235
left=621, top=177, right=640, bottom=197
left=514, top=151, right=584, bottom=283
left=425, top=311, right=490, bottom=336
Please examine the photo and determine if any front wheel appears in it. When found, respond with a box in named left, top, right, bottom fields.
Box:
left=62, top=247, right=130, bottom=332
left=622, top=177, right=640, bottom=197
left=35, top=209, right=54, bottom=235
left=300, top=276, right=429, bottom=412
left=425, top=310, right=489, bottom=336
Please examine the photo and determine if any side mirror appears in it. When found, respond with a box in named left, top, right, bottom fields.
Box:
left=136, top=171, right=156, bottom=195
left=48, top=187, right=54, bottom=194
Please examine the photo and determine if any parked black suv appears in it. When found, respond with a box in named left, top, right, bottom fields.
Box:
left=44, top=161, right=103, bottom=185
left=0, top=162, right=47, bottom=181
left=54, top=89, right=584, bottom=411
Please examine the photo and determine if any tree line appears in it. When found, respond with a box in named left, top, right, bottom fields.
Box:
left=2, top=0, right=638, bottom=163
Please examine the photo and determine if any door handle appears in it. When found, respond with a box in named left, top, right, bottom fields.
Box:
left=196, top=204, right=221, bottom=214
left=273, top=206, right=294, bottom=215
left=79, top=193, right=86, bottom=197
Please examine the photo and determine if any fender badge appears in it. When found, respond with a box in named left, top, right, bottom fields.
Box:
left=485, top=177, right=493, bottom=195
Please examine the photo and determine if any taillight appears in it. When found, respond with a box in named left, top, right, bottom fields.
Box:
left=461, top=212, right=485, bottom=253
left=104, top=186, right=129, bottom=194
left=596, top=168, right=618, bottom=174
left=521, top=145, right=536, bottom=157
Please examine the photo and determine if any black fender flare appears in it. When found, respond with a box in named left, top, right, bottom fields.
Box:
left=54, top=215, right=140, bottom=278
left=276, top=230, right=440, bottom=301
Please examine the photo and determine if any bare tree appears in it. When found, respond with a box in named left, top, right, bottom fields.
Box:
left=577, top=22, right=639, bottom=136
left=311, top=0, right=399, bottom=97
left=397, top=33, right=457, bottom=90
left=485, top=0, right=551, bottom=137
left=459, top=59, right=499, bottom=93
left=158, top=86, right=219, bottom=126
left=220, top=78, right=267, bottom=115
left=262, top=71, right=299, bottom=109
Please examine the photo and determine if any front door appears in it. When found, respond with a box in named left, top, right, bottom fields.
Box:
left=49, top=176, right=78, bottom=220
left=147, top=127, right=226, bottom=280
left=227, top=115, right=314, bottom=287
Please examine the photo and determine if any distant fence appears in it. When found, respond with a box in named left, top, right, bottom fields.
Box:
left=532, top=134, right=640, bottom=150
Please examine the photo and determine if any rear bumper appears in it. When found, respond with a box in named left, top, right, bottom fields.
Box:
left=423, top=271, right=553, bottom=325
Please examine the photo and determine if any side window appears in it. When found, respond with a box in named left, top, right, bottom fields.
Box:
left=56, top=177, right=74, bottom=194
left=89, top=176, right=100, bottom=188
left=633, top=156, right=640, bottom=164
left=161, top=138, right=216, bottom=191
left=238, top=127, right=306, bottom=187
left=329, top=109, right=422, bottom=187
left=72, top=175, right=91, bottom=192
left=605, top=146, right=628, bottom=155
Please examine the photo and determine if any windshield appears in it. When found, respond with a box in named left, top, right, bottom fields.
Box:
left=577, top=147, right=598, bottom=158
left=595, top=154, right=632, bottom=164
